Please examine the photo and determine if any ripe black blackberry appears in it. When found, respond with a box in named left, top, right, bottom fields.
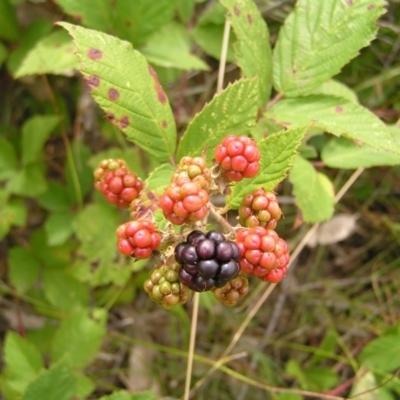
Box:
left=175, top=230, right=240, bottom=292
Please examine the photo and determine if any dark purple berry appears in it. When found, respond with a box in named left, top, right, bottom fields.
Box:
left=197, top=259, right=220, bottom=279
left=230, top=241, right=240, bottom=260
left=181, top=245, right=198, bottom=264
left=187, top=230, right=206, bottom=244
left=193, top=275, right=215, bottom=292
left=206, top=231, right=225, bottom=245
left=179, top=268, right=196, bottom=290
left=197, top=239, right=215, bottom=259
left=175, top=242, right=188, bottom=264
left=215, top=241, right=234, bottom=261
left=219, top=260, right=240, bottom=280
left=183, top=263, right=198, bottom=276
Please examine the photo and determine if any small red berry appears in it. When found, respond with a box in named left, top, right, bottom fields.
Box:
left=116, top=220, right=160, bottom=259
left=215, top=135, right=260, bottom=182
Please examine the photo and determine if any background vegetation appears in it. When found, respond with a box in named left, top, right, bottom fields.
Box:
left=0, top=0, right=400, bottom=399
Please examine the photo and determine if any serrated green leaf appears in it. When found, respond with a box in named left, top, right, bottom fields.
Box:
left=30, top=228, right=75, bottom=268
left=2, top=332, right=44, bottom=396
left=8, top=247, right=40, bottom=294
left=53, top=0, right=114, bottom=32
left=273, top=0, right=386, bottom=96
left=140, top=22, right=208, bottom=71
left=310, top=80, right=359, bottom=103
left=113, top=0, right=175, bottom=47
left=6, top=164, right=47, bottom=197
left=72, top=203, right=130, bottom=286
left=0, top=135, right=18, bottom=180
left=0, top=0, right=20, bottom=41
left=60, top=22, right=177, bottom=162
left=228, top=125, right=309, bottom=209
left=289, top=156, right=335, bottom=223
left=221, top=0, right=272, bottom=107
left=177, top=78, right=258, bottom=161
left=42, top=269, right=88, bottom=312
left=322, top=136, right=400, bottom=169
left=14, top=30, right=79, bottom=78
left=22, top=115, right=59, bottom=165
left=44, top=212, right=74, bottom=246
left=145, top=164, right=175, bottom=194
left=21, top=362, right=76, bottom=400
left=266, top=95, right=400, bottom=154
left=7, top=20, right=53, bottom=75
left=192, top=3, right=236, bottom=62
left=359, top=334, right=400, bottom=372
left=51, top=310, right=106, bottom=369
left=37, top=181, right=72, bottom=212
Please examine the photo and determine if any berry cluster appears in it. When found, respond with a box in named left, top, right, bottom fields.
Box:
left=239, top=188, right=282, bottom=229
left=215, top=135, right=260, bottom=182
left=95, top=134, right=290, bottom=310
left=94, top=159, right=143, bottom=208
left=144, top=260, right=190, bottom=310
left=116, top=220, right=161, bottom=259
left=212, top=273, right=249, bottom=307
left=175, top=230, right=240, bottom=292
left=236, top=227, right=289, bottom=283
left=160, top=157, right=210, bottom=225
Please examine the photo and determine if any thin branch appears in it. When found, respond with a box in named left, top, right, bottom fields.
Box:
left=183, top=292, right=200, bottom=400
left=217, top=20, right=231, bottom=94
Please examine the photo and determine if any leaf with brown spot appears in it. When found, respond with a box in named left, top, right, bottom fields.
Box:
left=59, top=23, right=176, bottom=162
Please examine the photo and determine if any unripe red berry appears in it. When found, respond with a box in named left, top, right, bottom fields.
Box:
left=215, top=135, right=260, bottom=182
left=116, top=220, right=160, bottom=259
left=235, top=226, right=289, bottom=283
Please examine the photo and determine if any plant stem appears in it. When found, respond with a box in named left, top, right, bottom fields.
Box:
left=182, top=17, right=232, bottom=400
left=217, top=20, right=231, bottom=94
left=183, top=292, right=200, bottom=400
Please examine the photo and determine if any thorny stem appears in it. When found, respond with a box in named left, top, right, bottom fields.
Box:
left=189, top=167, right=366, bottom=398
